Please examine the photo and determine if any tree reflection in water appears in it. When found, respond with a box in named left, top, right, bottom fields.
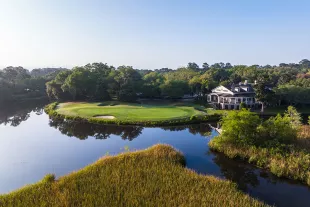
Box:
left=161, top=123, right=213, bottom=137
left=49, top=119, right=213, bottom=141
left=0, top=100, right=47, bottom=127
left=49, top=118, right=144, bottom=140
left=210, top=151, right=260, bottom=191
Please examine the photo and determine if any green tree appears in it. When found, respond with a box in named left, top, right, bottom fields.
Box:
left=61, top=67, right=92, bottom=100
left=284, top=106, right=302, bottom=129
left=109, top=66, right=142, bottom=101
left=275, top=85, right=310, bottom=105
left=299, top=59, right=310, bottom=69
left=160, top=80, right=189, bottom=98
left=257, top=114, right=297, bottom=145
left=219, top=109, right=261, bottom=145
left=141, top=72, right=164, bottom=98
left=189, top=76, right=202, bottom=96
left=202, top=62, right=209, bottom=71
left=0, top=79, right=13, bottom=104
left=254, top=76, right=274, bottom=112
left=46, top=70, right=73, bottom=101
left=187, top=62, right=200, bottom=71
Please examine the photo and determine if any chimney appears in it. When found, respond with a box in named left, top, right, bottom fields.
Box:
left=244, top=80, right=248, bottom=84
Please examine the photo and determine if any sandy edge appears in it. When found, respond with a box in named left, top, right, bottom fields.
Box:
left=94, top=115, right=116, bottom=119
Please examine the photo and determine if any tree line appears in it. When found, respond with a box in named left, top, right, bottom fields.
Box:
left=0, top=67, right=67, bottom=105
left=1, top=59, right=310, bottom=107
left=45, top=59, right=310, bottom=106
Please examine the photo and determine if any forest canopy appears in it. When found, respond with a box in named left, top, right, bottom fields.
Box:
left=1, top=59, right=310, bottom=106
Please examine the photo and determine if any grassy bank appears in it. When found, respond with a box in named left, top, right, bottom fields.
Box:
left=45, top=102, right=221, bottom=126
left=0, top=145, right=267, bottom=207
left=209, top=131, right=310, bottom=186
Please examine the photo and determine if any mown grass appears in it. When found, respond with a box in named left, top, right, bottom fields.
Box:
left=0, top=144, right=268, bottom=207
left=45, top=102, right=221, bottom=126
left=209, top=132, right=310, bottom=186
left=57, top=102, right=204, bottom=121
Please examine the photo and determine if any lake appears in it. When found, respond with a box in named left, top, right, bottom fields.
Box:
left=0, top=101, right=309, bottom=207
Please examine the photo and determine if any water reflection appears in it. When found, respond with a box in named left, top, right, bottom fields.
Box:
left=49, top=118, right=213, bottom=141
left=49, top=118, right=144, bottom=140
left=1, top=103, right=309, bottom=207
left=0, top=100, right=47, bottom=127
left=161, top=124, right=212, bottom=136
left=211, top=151, right=260, bottom=191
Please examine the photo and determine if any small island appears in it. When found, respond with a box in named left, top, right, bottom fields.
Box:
left=45, top=101, right=221, bottom=126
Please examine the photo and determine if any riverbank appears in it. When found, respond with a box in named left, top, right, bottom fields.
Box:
left=45, top=102, right=221, bottom=126
left=209, top=127, right=310, bottom=186
left=0, top=144, right=267, bottom=207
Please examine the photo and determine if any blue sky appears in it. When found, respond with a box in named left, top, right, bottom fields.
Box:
left=0, top=0, right=309, bottom=69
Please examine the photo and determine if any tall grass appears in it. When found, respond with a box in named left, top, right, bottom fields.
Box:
left=297, top=125, right=310, bottom=151
left=0, top=145, right=268, bottom=207
left=209, top=133, right=310, bottom=186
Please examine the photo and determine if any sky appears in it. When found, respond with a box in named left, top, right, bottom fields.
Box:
left=0, top=0, right=310, bottom=70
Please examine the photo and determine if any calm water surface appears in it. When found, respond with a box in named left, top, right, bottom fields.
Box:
left=0, top=102, right=309, bottom=207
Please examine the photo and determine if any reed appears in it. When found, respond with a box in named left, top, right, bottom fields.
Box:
left=0, top=144, right=267, bottom=207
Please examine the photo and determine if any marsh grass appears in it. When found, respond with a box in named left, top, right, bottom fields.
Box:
left=0, top=145, right=268, bottom=207
left=209, top=134, right=310, bottom=186
left=297, top=125, right=310, bottom=151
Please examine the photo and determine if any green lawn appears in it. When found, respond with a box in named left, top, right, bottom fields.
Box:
left=56, top=101, right=207, bottom=122
left=0, top=145, right=268, bottom=207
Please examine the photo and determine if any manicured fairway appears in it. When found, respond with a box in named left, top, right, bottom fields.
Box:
left=56, top=102, right=206, bottom=122
left=0, top=145, right=267, bottom=207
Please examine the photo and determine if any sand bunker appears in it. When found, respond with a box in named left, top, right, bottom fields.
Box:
left=94, top=115, right=115, bottom=119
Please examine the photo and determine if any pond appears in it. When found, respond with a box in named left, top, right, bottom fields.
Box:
left=0, top=101, right=309, bottom=207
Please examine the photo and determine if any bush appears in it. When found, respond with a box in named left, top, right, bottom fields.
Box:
left=257, top=114, right=297, bottom=146
left=209, top=106, right=309, bottom=185
left=239, top=102, right=247, bottom=109
left=219, top=107, right=299, bottom=147
left=220, top=109, right=261, bottom=145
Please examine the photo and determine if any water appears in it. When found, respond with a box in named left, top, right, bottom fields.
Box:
left=0, top=102, right=309, bottom=207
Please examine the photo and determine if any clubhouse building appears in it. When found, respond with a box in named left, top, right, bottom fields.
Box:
left=207, top=81, right=259, bottom=110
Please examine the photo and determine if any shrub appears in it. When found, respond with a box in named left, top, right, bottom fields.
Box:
left=239, top=102, right=247, bottom=109
left=220, top=109, right=261, bottom=145
left=210, top=106, right=309, bottom=185
left=257, top=114, right=297, bottom=146
left=285, top=106, right=302, bottom=129
left=219, top=107, right=299, bottom=147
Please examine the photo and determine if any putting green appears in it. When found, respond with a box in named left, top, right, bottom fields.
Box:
left=56, top=102, right=206, bottom=122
